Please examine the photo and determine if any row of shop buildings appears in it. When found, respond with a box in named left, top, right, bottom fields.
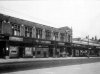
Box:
left=72, top=38, right=100, bottom=57
left=0, top=13, right=100, bottom=59
left=0, top=13, right=72, bottom=59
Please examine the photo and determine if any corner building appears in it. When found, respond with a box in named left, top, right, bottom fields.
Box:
left=0, top=13, right=72, bottom=59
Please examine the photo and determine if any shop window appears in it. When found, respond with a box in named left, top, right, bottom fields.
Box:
left=80, top=50, right=83, bottom=55
left=25, top=47, right=32, bottom=55
left=76, top=50, right=79, bottom=56
left=36, top=28, right=42, bottom=39
left=45, top=30, right=51, bottom=40
left=9, top=46, right=19, bottom=57
left=53, top=32, right=58, bottom=40
left=12, top=24, right=20, bottom=36
left=60, top=33, right=65, bottom=42
left=25, top=26, right=32, bottom=37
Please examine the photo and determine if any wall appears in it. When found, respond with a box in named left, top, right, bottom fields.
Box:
left=2, top=21, right=12, bottom=35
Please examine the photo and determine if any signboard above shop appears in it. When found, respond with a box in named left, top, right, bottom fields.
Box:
left=0, top=34, right=9, bottom=40
left=9, top=36, right=23, bottom=41
left=35, top=40, right=51, bottom=44
left=58, top=42, right=65, bottom=45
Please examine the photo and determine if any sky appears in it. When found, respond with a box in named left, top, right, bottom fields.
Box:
left=0, top=0, right=100, bottom=39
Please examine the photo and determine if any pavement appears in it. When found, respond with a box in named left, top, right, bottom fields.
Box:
left=0, top=57, right=99, bottom=64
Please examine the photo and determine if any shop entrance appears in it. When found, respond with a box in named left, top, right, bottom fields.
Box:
left=0, top=41, right=6, bottom=58
left=49, top=46, right=54, bottom=57
left=19, top=47, right=24, bottom=58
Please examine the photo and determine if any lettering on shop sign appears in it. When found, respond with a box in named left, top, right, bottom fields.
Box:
left=41, top=41, right=51, bottom=44
left=36, top=40, right=51, bottom=44
left=9, top=37, right=23, bottom=41
left=58, top=42, right=65, bottom=45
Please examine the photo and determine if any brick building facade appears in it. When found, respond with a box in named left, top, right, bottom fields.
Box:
left=0, top=13, right=72, bottom=58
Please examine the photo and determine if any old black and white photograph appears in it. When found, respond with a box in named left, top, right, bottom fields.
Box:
left=0, top=0, right=100, bottom=74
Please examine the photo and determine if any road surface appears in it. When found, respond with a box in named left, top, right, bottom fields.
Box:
left=2, top=62, right=100, bottom=74
left=1, top=57, right=100, bottom=74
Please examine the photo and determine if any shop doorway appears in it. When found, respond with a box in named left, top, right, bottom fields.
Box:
left=49, top=46, right=54, bottom=57
left=43, top=52, right=47, bottom=57
left=0, top=41, right=6, bottom=58
left=19, top=47, right=24, bottom=58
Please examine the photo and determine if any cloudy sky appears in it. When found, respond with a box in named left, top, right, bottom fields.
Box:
left=0, top=0, right=100, bottom=39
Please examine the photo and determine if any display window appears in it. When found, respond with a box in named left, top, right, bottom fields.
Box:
left=9, top=46, right=19, bottom=58
left=75, top=50, right=79, bottom=56
left=80, top=50, right=83, bottom=55
left=25, top=47, right=33, bottom=56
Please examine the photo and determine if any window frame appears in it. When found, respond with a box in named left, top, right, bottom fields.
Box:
left=36, top=28, right=42, bottom=39
left=45, top=30, right=51, bottom=40
left=12, top=23, right=21, bottom=36
left=25, top=26, right=32, bottom=38
left=60, top=33, right=65, bottom=41
left=54, top=32, right=58, bottom=40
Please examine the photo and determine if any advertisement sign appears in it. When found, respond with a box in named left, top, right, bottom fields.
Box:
left=9, top=37, right=23, bottom=41
left=41, top=41, right=51, bottom=44
left=36, top=40, right=51, bottom=44
left=58, top=42, right=65, bottom=45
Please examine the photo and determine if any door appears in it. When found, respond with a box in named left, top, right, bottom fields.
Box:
left=0, top=41, right=6, bottom=58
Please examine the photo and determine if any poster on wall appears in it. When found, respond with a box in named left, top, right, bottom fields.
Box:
left=9, top=46, right=18, bottom=57
left=25, top=47, right=33, bottom=56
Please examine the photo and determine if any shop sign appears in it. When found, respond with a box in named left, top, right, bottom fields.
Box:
left=58, top=42, right=65, bottom=45
left=41, top=41, right=51, bottom=44
left=36, top=40, right=39, bottom=42
left=36, top=40, right=51, bottom=44
left=9, top=37, right=23, bottom=41
left=23, top=38, right=33, bottom=43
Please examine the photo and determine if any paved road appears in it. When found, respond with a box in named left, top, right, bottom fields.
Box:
left=5, top=62, right=100, bottom=74
left=0, top=58, right=100, bottom=73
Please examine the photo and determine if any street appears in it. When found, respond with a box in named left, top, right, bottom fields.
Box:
left=0, top=57, right=100, bottom=74
left=2, top=62, right=100, bottom=74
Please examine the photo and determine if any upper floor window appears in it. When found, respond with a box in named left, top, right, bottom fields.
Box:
left=60, top=33, right=65, bottom=42
left=25, top=26, right=32, bottom=37
left=45, top=30, right=51, bottom=40
left=36, top=28, right=42, bottom=39
left=12, top=23, right=20, bottom=36
left=54, top=32, right=58, bottom=40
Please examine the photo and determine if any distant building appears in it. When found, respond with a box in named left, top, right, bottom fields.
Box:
left=72, top=38, right=100, bottom=57
left=0, top=13, right=72, bottom=58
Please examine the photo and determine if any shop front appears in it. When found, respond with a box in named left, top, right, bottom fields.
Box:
left=8, top=36, right=23, bottom=58
left=35, top=39, right=51, bottom=58
left=57, top=42, right=66, bottom=57
left=8, top=36, right=34, bottom=58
